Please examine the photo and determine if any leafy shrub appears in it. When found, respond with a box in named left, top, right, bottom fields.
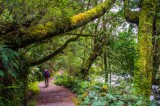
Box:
left=0, top=47, right=26, bottom=78
left=28, top=100, right=37, bottom=106
left=54, top=74, right=156, bottom=106
left=0, top=83, right=24, bottom=106
left=0, top=47, right=28, bottom=105
left=28, top=66, right=43, bottom=82
left=54, top=74, right=90, bottom=95
left=79, top=82, right=154, bottom=106
left=54, top=75, right=72, bottom=87
left=28, top=82, right=40, bottom=95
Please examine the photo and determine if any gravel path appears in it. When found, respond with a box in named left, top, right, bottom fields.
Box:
left=36, top=78, right=76, bottom=106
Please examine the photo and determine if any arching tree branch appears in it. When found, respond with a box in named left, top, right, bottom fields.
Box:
left=29, top=36, right=80, bottom=66
left=5, top=0, right=116, bottom=49
left=65, top=33, right=93, bottom=37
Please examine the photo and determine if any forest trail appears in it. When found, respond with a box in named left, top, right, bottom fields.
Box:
left=36, top=70, right=76, bottom=106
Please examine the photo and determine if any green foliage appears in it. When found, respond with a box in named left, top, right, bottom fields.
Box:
left=28, top=66, right=43, bottom=82
left=108, top=29, right=136, bottom=76
left=0, top=0, right=156, bottom=105
left=0, top=47, right=26, bottom=78
left=0, top=0, right=81, bottom=24
left=0, top=83, right=25, bottom=106
left=28, top=100, right=37, bottom=106
left=0, top=9, right=13, bottom=23
left=28, top=81, right=40, bottom=106
left=54, top=74, right=90, bottom=95
left=28, top=82, right=40, bottom=95
left=0, top=47, right=28, bottom=105
left=54, top=74, right=154, bottom=105
left=79, top=82, right=152, bottom=106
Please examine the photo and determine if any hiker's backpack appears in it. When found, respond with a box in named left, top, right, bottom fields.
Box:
left=44, top=71, right=50, bottom=77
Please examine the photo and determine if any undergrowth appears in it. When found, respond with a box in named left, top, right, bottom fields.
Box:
left=28, top=82, right=40, bottom=106
left=54, top=74, right=90, bottom=95
left=0, top=47, right=28, bottom=106
left=28, top=82, right=40, bottom=95
left=54, top=74, right=157, bottom=106
left=0, top=83, right=24, bottom=106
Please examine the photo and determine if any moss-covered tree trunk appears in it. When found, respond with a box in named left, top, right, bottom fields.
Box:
left=134, top=0, right=155, bottom=97
left=81, top=44, right=103, bottom=79
left=152, top=1, right=160, bottom=85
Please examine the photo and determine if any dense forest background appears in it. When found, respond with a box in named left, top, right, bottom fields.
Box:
left=0, top=0, right=160, bottom=105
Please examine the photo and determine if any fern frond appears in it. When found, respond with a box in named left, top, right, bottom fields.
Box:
left=0, top=47, right=26, bottom=78
left=0, top=70, right=4, bottom=77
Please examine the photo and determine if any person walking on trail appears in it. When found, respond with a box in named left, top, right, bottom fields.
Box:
left=43, top=69, right=50, bottom=87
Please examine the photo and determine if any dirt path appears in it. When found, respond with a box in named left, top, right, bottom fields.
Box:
left=36, top=76, right=76, bottom=106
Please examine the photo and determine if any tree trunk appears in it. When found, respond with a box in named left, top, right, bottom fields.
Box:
left=134, top=0, right=155, bottom=97
left=81, top=44, right=102, bottom=79
left=152, top=1, right=160, bottom=85
left=104, top=52, right=108, bottom=83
